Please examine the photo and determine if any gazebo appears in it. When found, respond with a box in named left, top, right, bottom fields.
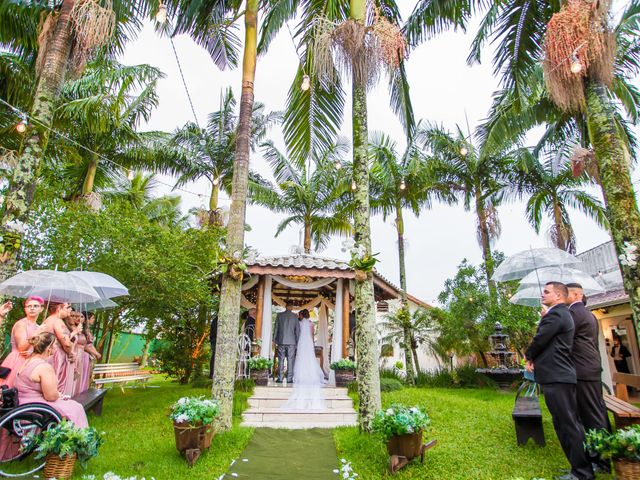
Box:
left=238, top=253, right=427, bottom=372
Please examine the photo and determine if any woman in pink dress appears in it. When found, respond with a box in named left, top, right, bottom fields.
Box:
left=15, top=332, right=88, bottom=427
left=0, top=296, right=44, bottom=388
left=41, top=302, right=75, bottom=393
left=77, top=312, right=101, bottom=394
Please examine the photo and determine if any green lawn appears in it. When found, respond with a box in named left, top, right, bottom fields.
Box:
left=334, top=388, right=614, bottom=480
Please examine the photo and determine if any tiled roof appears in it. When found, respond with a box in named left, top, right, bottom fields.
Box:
left=246, top=254, right=351, bottom=271
left=587, top=288, right=629, bottom=309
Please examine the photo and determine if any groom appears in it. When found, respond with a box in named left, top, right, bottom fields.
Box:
left=273, top=301, right=300, bottom=383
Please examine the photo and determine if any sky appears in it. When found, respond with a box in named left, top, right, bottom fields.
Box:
left=120, top=3, right=638, bottom=306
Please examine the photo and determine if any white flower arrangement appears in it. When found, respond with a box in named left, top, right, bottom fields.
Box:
left=4, top=219, right=26, bottom=234
left=619, top=241, right=638, bottom=267
left=333, top=458, right=358, bottom=479
left=82, top=473, right=156, bottom=480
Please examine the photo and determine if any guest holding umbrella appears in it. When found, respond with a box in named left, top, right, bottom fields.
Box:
left=0, top=297, right=40, bottom=387
left=78, top=311, right=101, bottom=393
left=41, top=302, right=76, bottom=392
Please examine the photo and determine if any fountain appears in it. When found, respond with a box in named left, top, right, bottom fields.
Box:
left=476, top=322, right=523, bottom=389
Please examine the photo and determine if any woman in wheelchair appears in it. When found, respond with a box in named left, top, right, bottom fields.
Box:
left=15, top=332, right=88, bottom=427
left=0, top=296, right=44, bottom=388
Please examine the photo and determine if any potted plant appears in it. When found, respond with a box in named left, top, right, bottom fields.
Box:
left=342, top=239, right=379, bottom=281
left=170, top=396, right=220, bottom=464
left=330, top=359, right=356, bottom=387
left=372, top=404, right=435, bottom=473
left=585, top=425, right=640, bottom=479
left=28, top=419, right=103, bottom=480
left=248, top=356, right=273, bottom=386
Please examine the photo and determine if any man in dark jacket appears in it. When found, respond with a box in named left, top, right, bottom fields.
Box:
left=526, top=282, right=593, bottom=480
left=566, top=283, right=611, bottom=472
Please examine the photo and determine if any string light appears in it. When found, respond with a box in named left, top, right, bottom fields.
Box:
left=301, top=74, right=311, bottom=91
left=155, top=1, right=168, bottom=23
left=213, top=177, right=220, bottom=186
left=127, top=169, right=135, bottom=181
left=15, top=115, right=27, bottom=133
left=460, top=146, right=468, bottom=157
left=351, top=180, right=357, bottom=191
left=334, top=160, right=342, bottom=170
left=570, top=55, right=583, bottom=74
left=399, top=179, right=406, bottom=191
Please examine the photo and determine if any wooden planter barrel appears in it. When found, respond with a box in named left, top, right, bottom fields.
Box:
left=250, top=368, right=269, bottom=386
left=43, top=453, right=77, bottom=480
left=173, top=422, right=215, bottom=454
left=615, top=458, right=640, bottom=479
left=334, top=369, right=355, bottom=387
left=386, top=431, right=437, bottom=474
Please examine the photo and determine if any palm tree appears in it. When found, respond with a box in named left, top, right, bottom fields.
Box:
left=509, top=148, right=608, bottom=253
left=0, top=0, right=146, bottom=276
left=419, top=123, right=513, bottom=296
left=166, top=87, right=279, bottom=225
left=249, top=139, right=352, bottom=254
left=407, top=0, right=640, bottom=345
left=369, top=131, right=455, bottom=382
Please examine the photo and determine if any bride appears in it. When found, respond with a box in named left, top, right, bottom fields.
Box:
left=282, top=309, right=326, bottom=411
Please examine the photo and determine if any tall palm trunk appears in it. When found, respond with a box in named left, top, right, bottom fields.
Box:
left=586, top=80, right=640, bottom=347
left=0, top=1, right=74, bottom=280
left=211, top=0, right=258, bottom=431
left=209, top=182, right=219, bottom=211
left=350, top=0, right=381, bottom=432
left=411, top=337, right=421, bottom=373
left=82, top=158, right=99, bottom=195
left=304, top=222, right=311, bottom=254
left=475, top=190, right=496, bottom=297
left=552, top=200, right=567, bottom=251
left=395, top=204, right=415, bottom=384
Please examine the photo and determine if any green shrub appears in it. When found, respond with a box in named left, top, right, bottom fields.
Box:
left=371, top=404, right=430, bottom=440
left=169, top=396, right=220, bottom=426
left=30, top=419, right=103, bottom=468
left=585, top=425, right=640, bottom=460
left=330, top=358, right=356, bottom=370
left=247, top=356, right=273, bottom=370
left=414, top=366, right=496, bottom=389
left=234, top=378, right=256, bottom=392
left=380, top=377, right=404, bottom=392
left=379, top=367, right=404, bottom=382
left=415, top=369, right=455, bottom=387
left=347, top=380, right=359, bottom=394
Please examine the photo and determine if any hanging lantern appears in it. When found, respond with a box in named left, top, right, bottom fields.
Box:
left=301, top=74, right=311, bottom=91
left=15, top=118, right=27, bottom=133
left=399, top=179, right=406, bottom=191
left=127, top=169, right=134, bottom=181
left=460, top=146, right=468, bottom=157
left=334, top=161, right=342, bottom=170
left=351, top=180, right=357, bottom=191
left=570, top=55, right=583, bottom=73
left=155, top=1, right=167, bottom=23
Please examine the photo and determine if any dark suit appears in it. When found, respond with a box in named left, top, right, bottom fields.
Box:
left=526, top=303, right=593, bottom=479
left=570, top=301, right=611, bottom=471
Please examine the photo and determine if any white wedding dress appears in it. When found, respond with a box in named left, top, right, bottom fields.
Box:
left=282, top=319, right=326, bottom=411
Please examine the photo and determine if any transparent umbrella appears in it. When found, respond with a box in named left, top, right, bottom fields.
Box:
left=519, top=266, right=605, bottom=296
left=0, top=270, right=101, bottom=303
left=68, top=271, right=128, bottom=299
left=492, top=247, right=582, bottom=282
left=509, top=286, right=546, bottom=307
left=73, top=298, right=118, bottom=312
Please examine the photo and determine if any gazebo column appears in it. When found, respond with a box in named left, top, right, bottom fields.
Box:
left=260, top=275, right=273, bottom=358
left=254, top=276, right=265, bottom=353
left=332, top=279, right=344, bottom=364
left=342, top=280, right=350, bottom=358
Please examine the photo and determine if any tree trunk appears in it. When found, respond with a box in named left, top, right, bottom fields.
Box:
left=552, top=200, right=567, bottom=251
left=303, top=223, right=311, bottom=254
left=395, top=206, right=415, bottom=384
left=0, top=2, right=74, bottom=280
left=82, top=158, right=98, bottom=196
left=209, top=182, right=219, bottom=211
left=411, top=338, right=421, bottom=374
left=211, top=0, right=258, bottom=432
left=475, top=191, right=496, bottom=297
left=140, top=337, right=151, bottom=367
left=586, top=80, right=640, bottom=348
left=351, top=48, right=381, bottom=431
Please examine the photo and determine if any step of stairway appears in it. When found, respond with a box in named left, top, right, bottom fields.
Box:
left=252, top=386, right=349, bottom=398
left=248, top=396, right=353, bottom=409
left=241, top=419, right=358, bottom=429
left=242, top=407, right=358, bottom=426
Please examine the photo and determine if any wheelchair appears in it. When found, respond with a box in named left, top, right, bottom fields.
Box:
left=0, top=386, right=63, bottom=477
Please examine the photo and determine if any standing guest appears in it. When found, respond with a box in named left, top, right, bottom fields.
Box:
left=15, top=332, right=88, bottom=427
left=41, top=302, right=76, bottom=392
left=273, top=302, right=300, bottom=383
left=0, top=297, right=43, bottom=387
left=566, top=283, right=611, bottom=473
left=526, top=282, right=593, bottom=480
left=243, top=308, right=257, bottom=343
left=65, top=311, right=86, bottom=396
left=610, top=333, right=632, bottom=374
left=78, top=311, right=101, bottom=392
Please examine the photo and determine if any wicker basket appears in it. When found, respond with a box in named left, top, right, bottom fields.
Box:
left=614, top=458, right=640, bottom=480
left=43, top=453, right=77, bottom=480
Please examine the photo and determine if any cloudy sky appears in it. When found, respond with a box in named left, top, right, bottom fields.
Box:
left=121, top=3, right=637, bottom=305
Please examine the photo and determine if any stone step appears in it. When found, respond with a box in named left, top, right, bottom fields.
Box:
left=241, top=420, right=358, bottom=429
left=252, top=386, right=349, bottom=398
left=248, top=396, right=353, bottom=409
left=242, top=407, right=358, bottom=425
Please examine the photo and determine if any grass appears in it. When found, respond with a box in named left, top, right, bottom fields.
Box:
left=334, top=387, right=614, bottom=480
left=75, top=376, right=253, bottom=479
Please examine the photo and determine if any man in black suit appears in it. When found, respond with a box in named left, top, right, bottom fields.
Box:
left=526, top=282, right=593, bottom=480
left=566, top=283, right=611, bottom=472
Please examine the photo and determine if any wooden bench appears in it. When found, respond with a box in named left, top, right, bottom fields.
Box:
left=92, top=362, right=152, bottom=393
left=604, top=394, right=640, bottom=428
left=71, top=388, right=108, bottom=416
left=512, top=381, right=545, bottom=446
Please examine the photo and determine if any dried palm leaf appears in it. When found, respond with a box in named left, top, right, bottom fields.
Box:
left=570, top=146, right=599, bottom=181
left=69, top=0, right=116, bottom=74
left=549, top=222, right=576, bottom=254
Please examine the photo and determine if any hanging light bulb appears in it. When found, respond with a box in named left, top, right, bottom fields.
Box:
left=570, top=55, right=583, bottom=74
left=460, top=146, right=468, bottom=157
left=334, top=160, right=342, bottom=170
left=15, top=118, right=27, bottom=133
left=351, top=180, right=357, bottom=191
left=301, top=74, right=311, bottom=91
left=213, top=177, right=220, bottom=186
left=127, top=169, right=134, bottom=181
left=155, top=1, right=168, bottom=23
left=399, top=179, right=406, bottom=191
